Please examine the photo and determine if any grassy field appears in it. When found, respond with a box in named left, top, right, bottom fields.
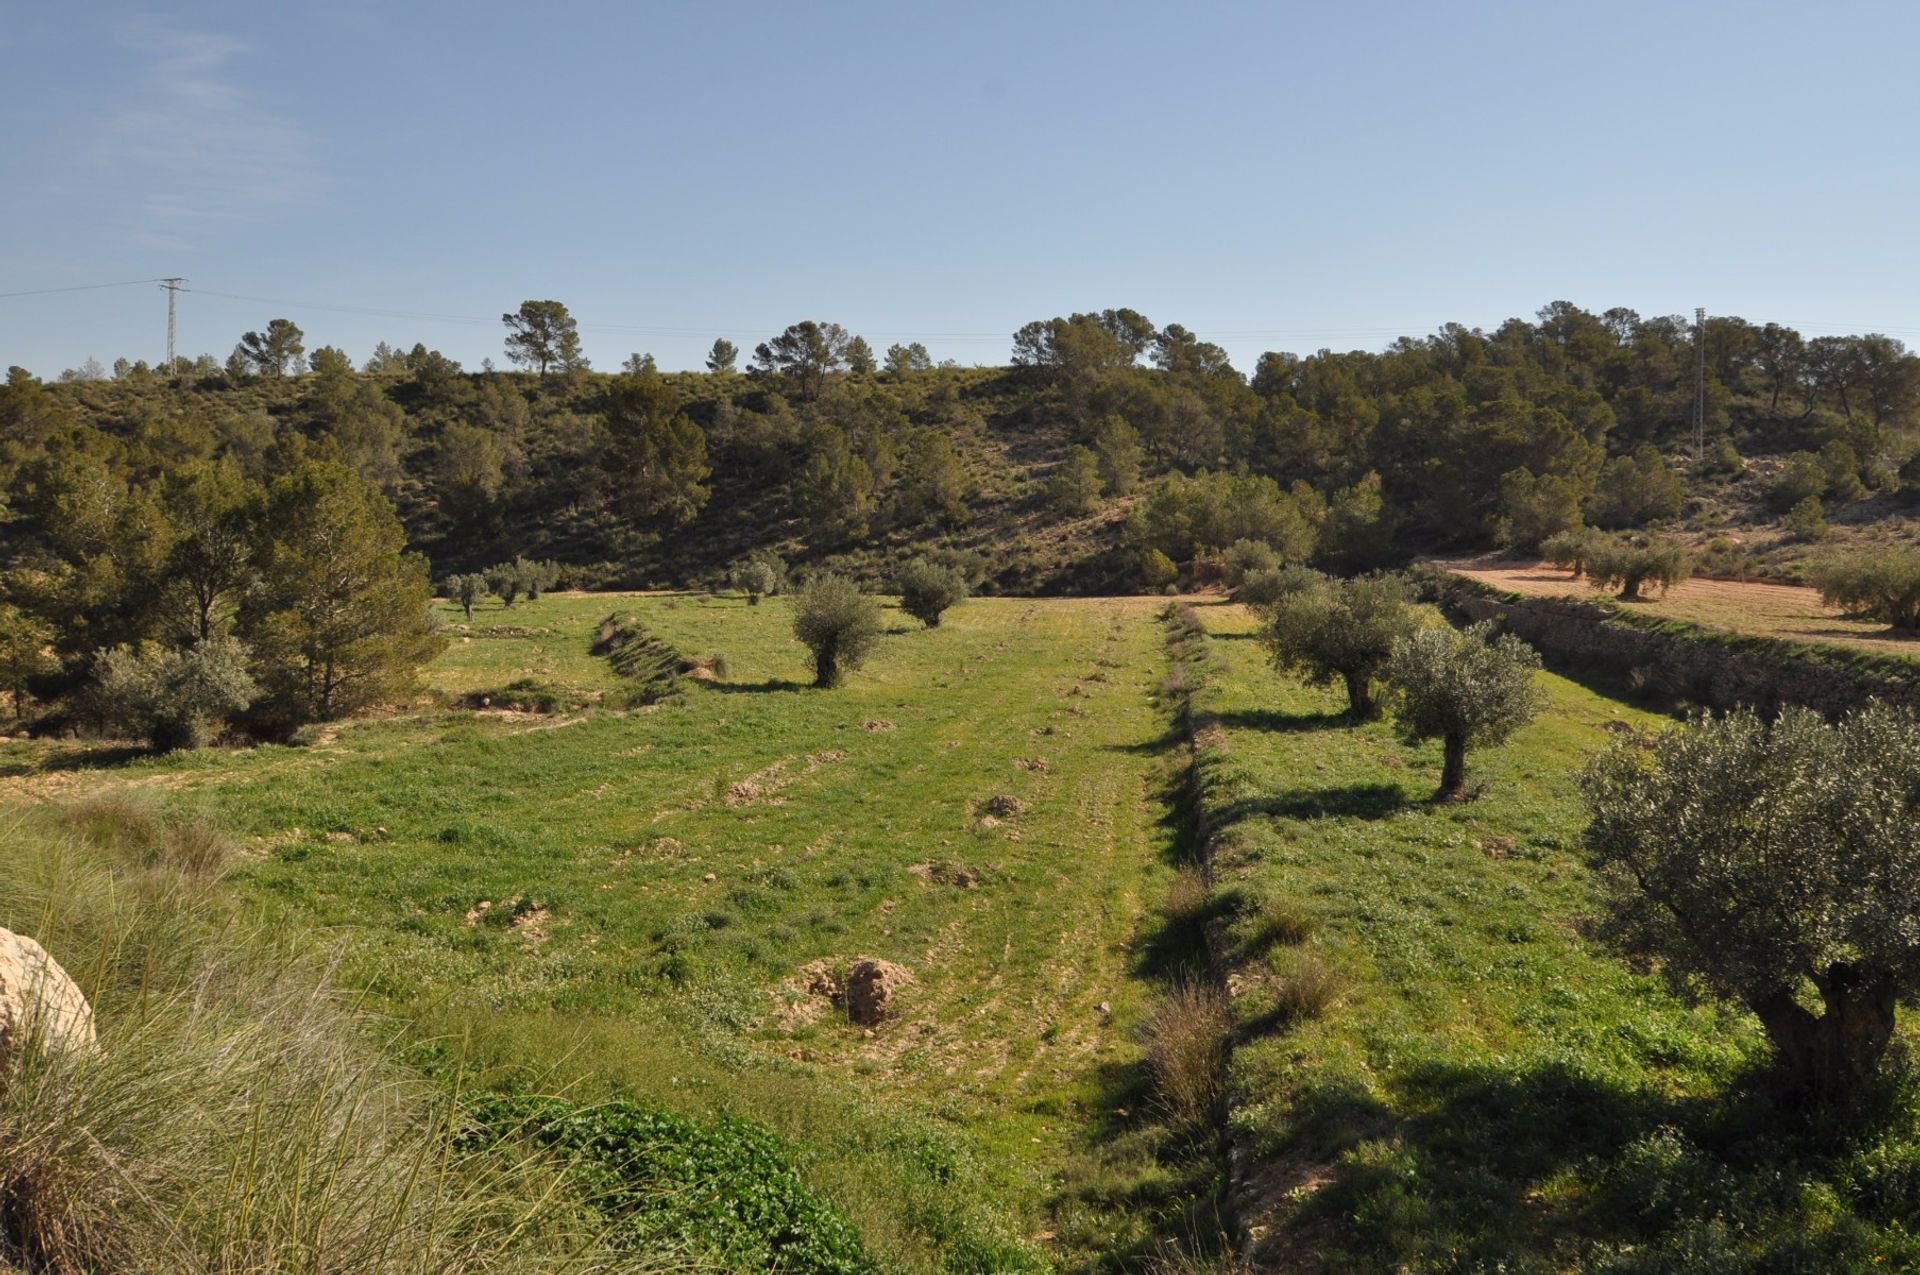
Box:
left=1179, top=599, right=1920, bottom=1271
left=0, top=591, right=1225, bottom=1272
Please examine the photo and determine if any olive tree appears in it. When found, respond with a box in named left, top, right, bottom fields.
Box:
left=1584, top=533, right=1691, bottom=601
left=1259, top=570, right=1418, bottom=719
left=88, top=637, right=257, bottom=751
left=1582, top=704, right=1920, bottom=1096
left=486, top=562, right=522, bottom=608
left=1540, top=527, right=1601, bottom=579
left=895, top=558, right=969, bottom=628
left=1384, top=621, right=1542, bottom=801
left=792, top=574, right=882, bottom=688
left=446, top=573, right=486, bottom=621
left=1809, top=547, right=1920, bottom=631
left=730, top=559, right=779, bottom=606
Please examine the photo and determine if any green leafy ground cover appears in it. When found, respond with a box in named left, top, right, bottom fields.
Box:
left=0, top=591, right=1220, bottom=1272
left=1181, top=599, right=1920, bottom=1272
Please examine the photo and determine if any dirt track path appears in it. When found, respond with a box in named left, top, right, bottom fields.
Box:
left=1434, top=554, right=1920, bottom=659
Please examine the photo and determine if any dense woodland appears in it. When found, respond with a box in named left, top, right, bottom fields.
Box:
left=3, top=299, right=1919, bottom=727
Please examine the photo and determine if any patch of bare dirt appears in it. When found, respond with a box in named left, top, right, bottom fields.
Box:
left=725, top=749, right=848, bottom=806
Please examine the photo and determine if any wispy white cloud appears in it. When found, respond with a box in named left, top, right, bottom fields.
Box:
left=92, top=18, right=330, bottom=246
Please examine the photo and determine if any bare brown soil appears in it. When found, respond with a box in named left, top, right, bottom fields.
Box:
left=1434, top=554, right=1920, bottom=659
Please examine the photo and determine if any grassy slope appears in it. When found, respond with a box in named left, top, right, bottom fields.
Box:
left=1184, top=600, right=1920, bottom=1272
left=0, top=591, right=1204, bottom=1272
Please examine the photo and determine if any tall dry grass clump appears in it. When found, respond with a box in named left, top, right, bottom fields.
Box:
left=1142, top=982, right=1232, bottom=1133
left=0, top=799, right=657, bottom=1274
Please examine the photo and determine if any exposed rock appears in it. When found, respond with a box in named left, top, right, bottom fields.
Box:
left=845, top=958, right=914, bottom=1026
left=0, top=927, right=95, bottom=1064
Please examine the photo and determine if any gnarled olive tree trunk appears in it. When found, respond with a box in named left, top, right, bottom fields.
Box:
left=1750, top=963, right=1898, bottom=1097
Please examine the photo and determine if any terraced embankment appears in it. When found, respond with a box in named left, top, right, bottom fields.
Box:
left=1165, top=599, right=1920, bottom=1271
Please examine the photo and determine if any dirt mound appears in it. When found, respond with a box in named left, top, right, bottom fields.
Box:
left=978, top=794, right=1025, bottom=819
left=846, top=958, right=915, bottom=1026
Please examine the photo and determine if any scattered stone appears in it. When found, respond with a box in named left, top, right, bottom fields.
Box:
left=1014, top=756, right=1049, bottom=772
left=845, top=958, right=915, bottom=1026
left=1096, top=1001, right=1112, bottom=1016
left=703, top=872, right=717, bottom=882
left=0, top=927, right=96, bottom=1062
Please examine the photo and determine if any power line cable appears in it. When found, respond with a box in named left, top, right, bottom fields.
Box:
left=0, top=278, right=165, bottom=300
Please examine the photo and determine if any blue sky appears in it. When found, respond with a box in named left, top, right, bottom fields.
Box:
left=4, top=1, right=1918, bottom=376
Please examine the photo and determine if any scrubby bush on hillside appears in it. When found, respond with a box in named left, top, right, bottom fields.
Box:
left=1582, top=703, right=1920, bottom=1096
left=87, top=637, right=256, bottom=750
left=1809, top=547, right=1920, bottom=630
left=1259, top=571, right=1419, bottom=719
left=1584, top=533, right=1691, bottom=601
left=1046, top=446, right=1103, bottom=516
left=1771, top=450, right=1829, bottom=512
left=895, top=558, right=969, bottom=628
left=1385, top=621, right=1542, bottom=801
left=1140, top=548, right=1178, bottom=591
left=792, top=574, right=882, bottom=688
left=1784, top=495, right=1829, bottom=542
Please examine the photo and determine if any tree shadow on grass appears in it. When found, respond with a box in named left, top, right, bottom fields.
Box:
left=701, top=678, right=809, bottom=694
left=0, top=744, right=150, bottom=778
left=1103, top=728, right=1186, bottom=756
left=1215, top=782, right=1408, bottom=827
left=1271, top=1051, right=1906, bottom=1271
left=1210, top=708, right=1351, bottom=733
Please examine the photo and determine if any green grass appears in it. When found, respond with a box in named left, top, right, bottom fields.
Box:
left=1181, top=599, right=1920, bottom=1272
left=0, top=589, right=1217, bottom=1272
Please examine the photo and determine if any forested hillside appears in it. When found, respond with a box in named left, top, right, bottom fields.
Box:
left=9, top=301, right=1920, bottom=605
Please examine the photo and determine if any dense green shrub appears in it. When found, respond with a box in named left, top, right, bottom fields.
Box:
left=1046, top=445, right=1103, bottom=516
left=1771, top=451, right=1829, bottom=512
left=1583, top=704, right=1920, bottom=1096
left=1222, top=537, right=1283, bottom=586
left=87, top=637, right=256, bottom=750
left=1140, top=548, right=1178, bottom=590
left=1809, top=547, right=1920, bottom=630
left=895, top=557, right=969, bottom=627
left=1784, top=495, right=1829, bottom=542
left=1259, top=570, right=1419, bottom=719
left=792, top=574, right=882, bottom=687
left=465, top=1096, right=868, bottom=1273
left=1385, top=620, right=1542, bottom=801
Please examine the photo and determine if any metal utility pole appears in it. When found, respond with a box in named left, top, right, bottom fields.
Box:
left=159, top=277, right=187, bottom=368
left=1692, top=306, right=1707, bottom=460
